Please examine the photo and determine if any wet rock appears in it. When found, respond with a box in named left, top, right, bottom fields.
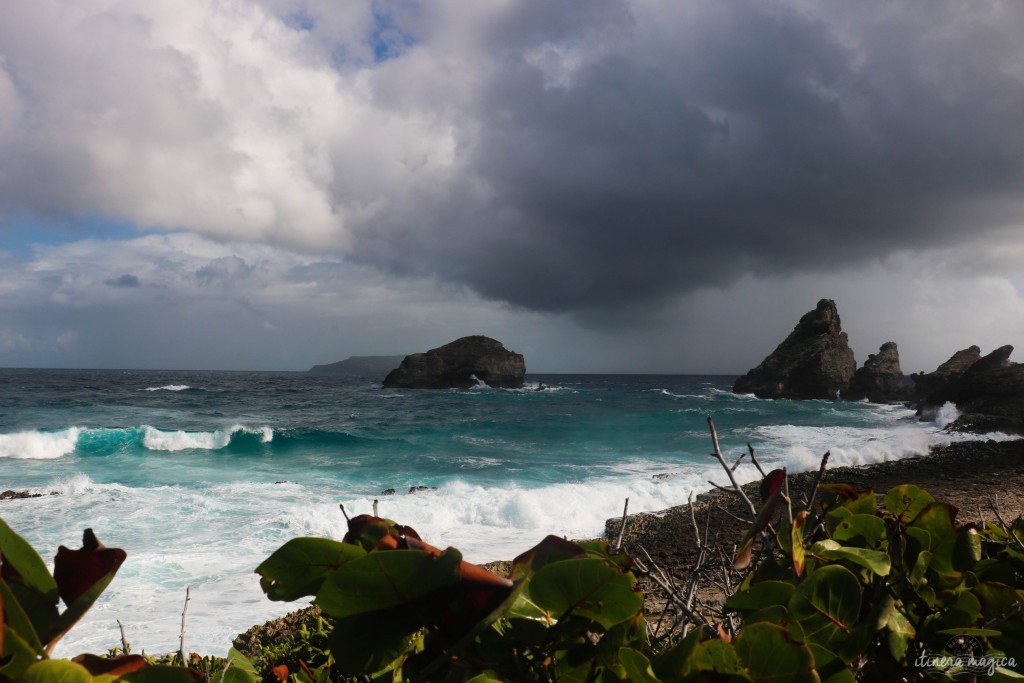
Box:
left=383, top=336, right=526, bottom=389
left=733, top=299, right=856, bottom=399
left=847, top=342, right=909, bottom=402
left=910, top=345, right=981, bottom=401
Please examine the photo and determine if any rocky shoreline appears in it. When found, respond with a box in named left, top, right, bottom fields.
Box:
left=233, top=438, right=1024, bottom=654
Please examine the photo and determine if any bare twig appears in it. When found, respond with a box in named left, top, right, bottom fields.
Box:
left=218, top=659, right=234, bottom=683
left=117, top=619, right=129, bottom=654
left=707, top=418, right=757, bottom=519
left=730, top=451, right=747, bottom=472
left=688, top=491, right=701, bottom=548
left=747, top=443, right=767, bottom=478
left=179, top=585, right=191, bottom=667
left=806, top=450, right=831, bottom=512
left=988, top=496, right=1024, bottom=553
left=783, top=468, right=793, bottom=527
left=614, top=498, right=630, bottom=553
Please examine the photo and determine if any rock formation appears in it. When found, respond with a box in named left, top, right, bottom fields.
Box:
left=910, top=345, right=981, bottom=401
left=920, top=345, right=1024, bottom=434
left=846, top=342, right=908, bottom=402
left=309, top=355, right=406, bottom=377
left=383, top=336, right=526, bottom=389
left=733, top=299, right=856, bottom=399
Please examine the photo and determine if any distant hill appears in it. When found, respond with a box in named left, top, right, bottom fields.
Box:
left=309, top=355, right=406, bottom=377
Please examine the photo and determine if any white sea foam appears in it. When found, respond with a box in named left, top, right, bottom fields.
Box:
left=141, top=425, right=273, bottom=451
left=142, top=385, right=192, bottom=392
left=0, top=427, right=80, bottom=459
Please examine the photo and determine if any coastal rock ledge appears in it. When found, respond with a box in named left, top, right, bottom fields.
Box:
left=733, top=299, right=856, bottom=400
left=383, top=336, right=525, bottom=389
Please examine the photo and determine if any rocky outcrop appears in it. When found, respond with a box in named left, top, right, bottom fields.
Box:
left=846, top=342, right=908, bottom=402
left=733, top=299, right=856, bottom=399
left=910, top=345, right=981, bottom=401
left=383, top=336, right=525, bottom=389
left=309, top=355, right=406, bottom=377
left=920, top=345, right=1024, bottom=434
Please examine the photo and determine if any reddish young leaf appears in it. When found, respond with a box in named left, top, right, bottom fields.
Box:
left=53, top=529, right=126, bottom=606
left=71, top=653, right=148, bottom=676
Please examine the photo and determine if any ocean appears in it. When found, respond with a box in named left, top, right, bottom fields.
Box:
left=0, top=369, right=1001, bottom=657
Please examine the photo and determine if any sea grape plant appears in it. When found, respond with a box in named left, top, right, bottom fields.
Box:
left=0, top=520, right=220, bottom=682
left=256, top=473, right=1024, bottom=682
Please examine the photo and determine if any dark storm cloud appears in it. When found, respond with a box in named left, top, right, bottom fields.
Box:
left=104, top=274, right=140, bottom=288
left=351, top=0, right=1024, bottom=314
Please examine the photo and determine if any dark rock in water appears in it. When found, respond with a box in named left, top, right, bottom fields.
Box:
left=910, top=345, right=981, bottom=401
left=383, top=336, right=526, bottom=389
left=380, top=488, right=396, bottom=496
left=847, top=342, right=908, bottom=402
left=1, top=489, right=44, bottom=500
left=408, top=485, right=437, bottom=494
left=733, top=299, right=856, bottom=399
left=921, top=345, right=1024, bottom=434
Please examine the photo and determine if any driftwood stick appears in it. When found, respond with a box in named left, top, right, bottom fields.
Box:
left=708, top=418, right=757, bottom=518
left=614, top=498, right=630, bottom=552
left=747, top=443, right=767, bottom=478
left=806, top=450, right=831, bottom=512
left=730, top=451, right=747, bottom=472
left=218, top=660, right=235, bottom=683
left=688, top=491, right=701, bottom=548
left=179, top=585, right=191, bottom=666
left=117, top=619, right=128, bottom=654
left=783, top=468, right=793, bottom=527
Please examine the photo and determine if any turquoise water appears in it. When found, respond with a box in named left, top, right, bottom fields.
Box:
left=0, top=369, right=985, bottom=656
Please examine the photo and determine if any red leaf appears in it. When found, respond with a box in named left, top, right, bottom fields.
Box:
left=760, top=469, right=786, bottom=504
left=53, top=529, right=126, bottom=606
left=72, top=653, right=148, bottom=676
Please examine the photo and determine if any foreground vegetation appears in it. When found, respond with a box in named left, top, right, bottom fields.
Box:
left=1, top=420, right=1022, bottom=681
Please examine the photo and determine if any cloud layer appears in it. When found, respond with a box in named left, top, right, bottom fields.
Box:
left=2, top=0, right=1023, bottom=318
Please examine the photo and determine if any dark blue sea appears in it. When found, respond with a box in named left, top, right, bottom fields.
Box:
left=0, top=369, right=992, bottom=655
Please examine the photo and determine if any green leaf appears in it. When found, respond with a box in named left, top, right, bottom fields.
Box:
left=618, top=647, right=661, bottom=683
left=0, top=519, right=58, bottom=602
left=20, top=659, right=91, bottom=683
left=952, top=528, right=982, bottom=572
left=787, top=565, right=862, bottom=651
left=816, top=546, right=891, bottom=577
left=530, top=558, right=642, bottom=629
left=734, top=622, right=817, bottom=683
left=327, top=611, right=415, bottom=676
left=885, top=606, right=915, bottom=661
left=0, top=577, right=45, bottom=654
left=0, top=625, right=40, bottom=680
left=909, top=503, right=959, bottom=578
left=807, top=644, right=855, bottom=683
left=316, top=548, right=461, bottom=619
left=256, top=537, right=365, bottom=602
left=832, top=514, right=886, bottom=547
left=724, top=581, right=795, bottom=614
left=885, top=484, right=935, bottom=523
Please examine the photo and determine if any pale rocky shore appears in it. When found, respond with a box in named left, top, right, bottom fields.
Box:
left=233, top=438, right=1024, bottom=654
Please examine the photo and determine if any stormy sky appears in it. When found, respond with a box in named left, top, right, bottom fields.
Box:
left=1, top=0, right=1023, bottom=373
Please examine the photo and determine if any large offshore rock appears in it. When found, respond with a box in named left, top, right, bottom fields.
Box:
left=383, top=336, right=526, bottom=389
left=921, top=345, right=1024, bottom=434
left=847, top=342, right=908, bottom=402
left=910, top=345, right=981, bottom=401
left=733, top=299, right=856, bottom=399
